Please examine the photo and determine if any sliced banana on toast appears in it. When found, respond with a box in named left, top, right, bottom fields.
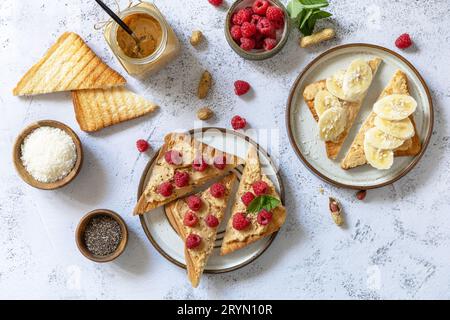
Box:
left=318, top=107, right=347, bottom=142
left=342, top=59, right=373, bottom=102
left=325, top=69, right=347, bottom=100
left=314, top=90, right=342, bottom=117
left=373, top=94, right=417, bottom=120
left=374, top=116, right=415, bottom=140
left=365, top=127, right=404, bottom=150
left=364, top=139, right=394, bottom=170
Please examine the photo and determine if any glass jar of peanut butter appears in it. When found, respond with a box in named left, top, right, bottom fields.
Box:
left=104, top=1, right=180, bottom=78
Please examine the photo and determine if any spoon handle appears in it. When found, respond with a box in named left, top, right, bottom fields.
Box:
left=94, top=0, right=134, bottom=36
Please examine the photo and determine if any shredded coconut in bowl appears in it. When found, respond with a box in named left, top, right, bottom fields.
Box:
left=20, top=126, right=77, bottom=183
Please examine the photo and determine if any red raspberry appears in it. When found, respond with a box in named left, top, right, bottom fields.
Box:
left=252, top=0, right=270, bottom=15
left=252, top=180, right=268, bottom=195
left=192, top=156, right=208, bottom=172
left=240, top=37, right=255, bottom=51
left=165, top=150, right=182, bottom=165
left=157, top=181, right=173, bottom=197
left=241, top=191, right=255, bottom=206
left=204, top=214, right=219, bottom=228
left=231, top=115, right=247, bottom=130
left=210, top=183, right=226, bottom=198
left=232, top=212, right=250, bottom=230
left=263, top=38, right=277, bottom=51
left=186, top=233, right=201, bottom=249
left=233, top=7, right=252, bottom=25
left=183, top=211, right=198, bottom=227
left=174, top=171, right=189, bottom=188
left=395, top=33, right=412, bottom=49
left=208, top=0, right=223, bottom=7
left=266, top=6, right=284, bottom=22
left=234, top=80, right=250, bottom=96
left=230, top=25, right=242, bottom=42
left=241, top=21, right=257, bottom=38
left=136, top=139, right=149, bottom=152
left=271, top=17, right=284, bottom=30
left=250, top=14, right=262, bottom=26
left=257, top=17, right=275, bottom=37
left=213, top=154, right=227, bottom=170
left=257, top=209, right=272, bottom=226
left=187, top=195, right=202, bottom=211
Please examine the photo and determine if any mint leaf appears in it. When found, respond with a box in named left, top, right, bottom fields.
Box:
left=299, top=0, right=329, bottom=10
left=287, top=0, right=332, bottom=36
left=247, top=195, right=281, bottom=214
left=287, top=0, right=304, bottom=19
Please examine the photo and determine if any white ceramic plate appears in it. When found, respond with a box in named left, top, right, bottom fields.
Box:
left=138, top=128, right=284, bottom=273
left=287, top=44, right=433, bottom=189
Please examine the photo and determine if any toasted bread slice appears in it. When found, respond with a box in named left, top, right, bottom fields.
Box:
left=165, top=173, right=236, bottom=287
left=134, top=133, right=244, bottom=215
left=72, top=87, right=158, bottom=132
left=220, top=147, right=286, bottom=255
left=13, top=32, right=126, bottom=96
left=303, top=57, right=382, bottom=159
left=341, top=70, right=421, bottom=169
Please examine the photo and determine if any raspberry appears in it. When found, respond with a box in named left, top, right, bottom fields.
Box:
left=208, top=0, right=223, bottom=7
left=232, top=212, right=250, bottom=230
left=356, top=190, right=367, bottom=200
left=205, top=214, right=219, bottom=228
left=266, top=6, right=284, bottom=22
left=395, top=33, right=412, bottom=49
left=165, top=150, right=183, bottom=165
left=187, top=195, right=202, bottom=211
left=183, top=211, right=198, bottom=227
left=158, top=181, right=173, bottom=197
left=240, top=37, right=255, bottom=51
left=231, top=115, right=247, bottom=130
left=241, top=21, right=257, bottom=38
left=136, top=139, right=149, bottom=152
left=241, top=191, right=255, bottom=206
left=250, top=14, right=262, bottom=26
left=186, top=233, right=201, bottom=249
left=257, top=18, right=274, bottom=37
left=252, top=0, right=270, bottom=15
left=234, top=80, right=250, bottom=96
left=263, top=38, right=277, bottom=51
left=210, top=183, right=226, bottom=198
left=233, top=8, right=252, bottom=25
left=271, top=17, right=284, bottom=30
left=192, top=156, right=208, bottom=172
left=257, top=209, right=272, bottom=226
left=213, top=154, right=227, bottom=170
left=230, top=25, right=242, bottom=42
left=252, top=180, right=268, bottom=195
left=174, top=171, right=189, bottom=188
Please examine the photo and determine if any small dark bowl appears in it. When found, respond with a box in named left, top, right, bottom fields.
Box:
left=75, top=209, right=128, bottom=263
left=225, top=0, right=291, bottom=60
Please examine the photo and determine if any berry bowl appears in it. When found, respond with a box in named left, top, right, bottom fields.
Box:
left=225, top=0, right=290, bottom=60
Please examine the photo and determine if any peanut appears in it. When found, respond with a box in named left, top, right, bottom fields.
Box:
left=190, top=30, right=203, bottom=46
left=197, top=70, right=212, bottom=99
left=197, top=107, right=214, bottom=120
left=300, top=28, right=335, bottom=48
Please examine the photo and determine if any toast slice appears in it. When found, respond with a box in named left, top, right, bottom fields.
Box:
left=165, top=173, right=236, bottom=287
left=13, top=32, right=126, bottom=96
left=72, top=87, right=158, bottom=132
left=134, top=133, right=244, bottom=215
left=341, top=70, right=422, bottom=169
left=303, top=57, right=382, bottom=159
left=220, top=147, right=286, bottom=255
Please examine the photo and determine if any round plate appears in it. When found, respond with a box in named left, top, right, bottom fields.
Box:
left=286, top=43, right=433, bottom=189
left=138, top=127, right=285, bottom=273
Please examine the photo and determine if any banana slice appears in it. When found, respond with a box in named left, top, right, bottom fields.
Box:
left=373, top=94, right=417, bottom=120
left=318, top=106, right=347, bottom=142
left=314, top=90, right=342, bottom=117
left=342, top=59, right=373, bottom=101
left=364, top=139, right=394, bottom=170
left=325, top=70, right=347, bottom=100
left=374, top=116, right=415, bottom=140
left=365, top=127, right=404, bottom=150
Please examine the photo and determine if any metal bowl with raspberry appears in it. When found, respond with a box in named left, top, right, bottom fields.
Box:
left=225, top=0, right=290, bottom=60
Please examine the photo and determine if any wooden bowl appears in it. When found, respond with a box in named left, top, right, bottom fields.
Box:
left=75, top=209, right=129, bottom=263
left=13, top=120, right=83, bottom=190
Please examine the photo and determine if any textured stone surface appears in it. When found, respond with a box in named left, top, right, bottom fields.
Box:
left=0, top=0, right=449, bottom=299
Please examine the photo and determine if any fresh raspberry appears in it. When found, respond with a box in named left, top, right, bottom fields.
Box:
left=165, top=150, right=182, bottom=165
left=174, top=171, right=189, bottom=188
left=241, top=191, right=255, bottom=206
left=213, top=154, right=227, bottom=170
left=395, top=33, right=412, bottom=49
left=210, top=183, right=226, bottom=198
left=192, top=156, right=208, bottom=172
left=257, top=209, right=272, bottom=226
left=241, top=21, right=257, bottom=38
left=252, top=0, right=270, bottom=15
left=234, top=80, right=250, bottom=96
left=187, top=195, right=202, bottom=211
left=204, top=214, right=219, bottom=228
left=183, top=211, right=198, bottom=227
left=263, top=37, right=277, bottom=51
left=250, top=14, right=262, bottom=26
left=230, top=25, right=242, bottom=42
left=266, top=6, right=284, bottom=22
left=240, top=37, right=255, bottom=51
left=252, top=180, right=268, bottom=195
left=232, top=212, right=250, bottom=230
left=136, top=139, right=149, bottom=152
left=231, top=115, right=247, bottom=130
left=233, top=7, right=252, bottom=25
left=157, top=181, right=173, bottom=197
left=186, top=233, right=201, bottom=249
left=257, top=17, right=275, bottom=37
left=271, top=17, right=284, bottom=30
left=208, top=0, right=223, bottom=7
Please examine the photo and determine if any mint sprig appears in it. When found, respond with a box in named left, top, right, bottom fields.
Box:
left=287, top=0, right=332, bottom=36
left=247, top=195, right=281, bottom=214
